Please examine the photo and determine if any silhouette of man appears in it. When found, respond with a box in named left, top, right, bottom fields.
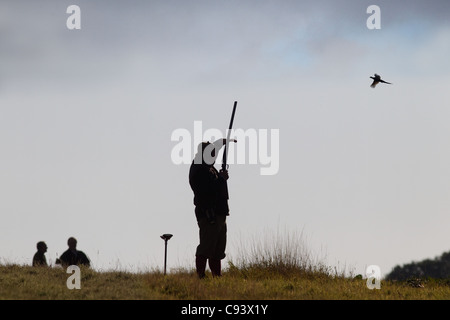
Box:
left=32, top=241, right=48, bottom=267
left=189, top=139, right=236, bottom=278
left=57, top=237, right=90, bottom=267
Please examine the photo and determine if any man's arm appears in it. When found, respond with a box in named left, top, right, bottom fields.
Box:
left=78, top=251, right=91, bottom=267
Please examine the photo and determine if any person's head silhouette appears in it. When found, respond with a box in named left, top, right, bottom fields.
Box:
left=36, top=241, right=47, bottom=253
left=67, top=237, right=77, bottom=251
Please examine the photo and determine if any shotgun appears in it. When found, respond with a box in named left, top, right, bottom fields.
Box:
left=221, top=101, right=237, bottom=201
left=222, top=101, right=237, bottom=172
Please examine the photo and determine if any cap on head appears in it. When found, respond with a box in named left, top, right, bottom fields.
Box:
left=197, top=141, right=211, bottom=153
left=195, top=141, right=217, bottom=164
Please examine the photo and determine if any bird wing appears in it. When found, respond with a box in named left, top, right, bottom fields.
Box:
left=379, top=80, right=392, bottom=84
left=370, top=80, right=378, bottom=88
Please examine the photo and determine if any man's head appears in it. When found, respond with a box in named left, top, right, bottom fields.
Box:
left=194, top=139, right=236, bottom=165
left=67, top=237, right=77, bottom=250
left=195, top=141, right=218, bottom=165
left=37, top=241, right=47, bottom=252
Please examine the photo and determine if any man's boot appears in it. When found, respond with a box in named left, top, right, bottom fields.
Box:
left=195, top=255, right=207, bottom=279
left=208, top=259, right=222, bottom=277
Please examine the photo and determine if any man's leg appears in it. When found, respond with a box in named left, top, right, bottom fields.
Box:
left=195, top=255, right=207, bottom=279
left=208, top=258, right=221, bottom=277
left=195, top=208, right=227, bottom=278
left=195, top=207, right=219, bottom=278
left=210, top=215, right=227, bottom=277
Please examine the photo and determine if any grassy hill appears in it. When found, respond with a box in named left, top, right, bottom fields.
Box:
left=0, top=262, right=449, bottom=300
left=2, top=232, right=449, bottom=300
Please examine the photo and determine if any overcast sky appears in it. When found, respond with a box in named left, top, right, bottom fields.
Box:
left=1, top=0, right=450, bottom=278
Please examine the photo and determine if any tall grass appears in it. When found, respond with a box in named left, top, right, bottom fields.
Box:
left=227, top=227, right=339, bottom=279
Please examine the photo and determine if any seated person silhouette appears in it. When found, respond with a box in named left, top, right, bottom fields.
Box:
left=56, top=237, right=91, bottom=267
left=32, top=241, right=48, bottom=267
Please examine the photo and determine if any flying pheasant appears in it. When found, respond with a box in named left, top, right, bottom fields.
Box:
left=370, top=74, right=392, bottom=88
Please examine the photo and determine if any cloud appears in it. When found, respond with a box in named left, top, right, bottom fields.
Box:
left=2, top=0, right=449, bottom=90
left=412, top=26, right=450, bottom=75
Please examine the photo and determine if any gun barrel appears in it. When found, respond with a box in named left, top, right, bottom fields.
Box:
left=222, top=101, right=237, bottom=171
